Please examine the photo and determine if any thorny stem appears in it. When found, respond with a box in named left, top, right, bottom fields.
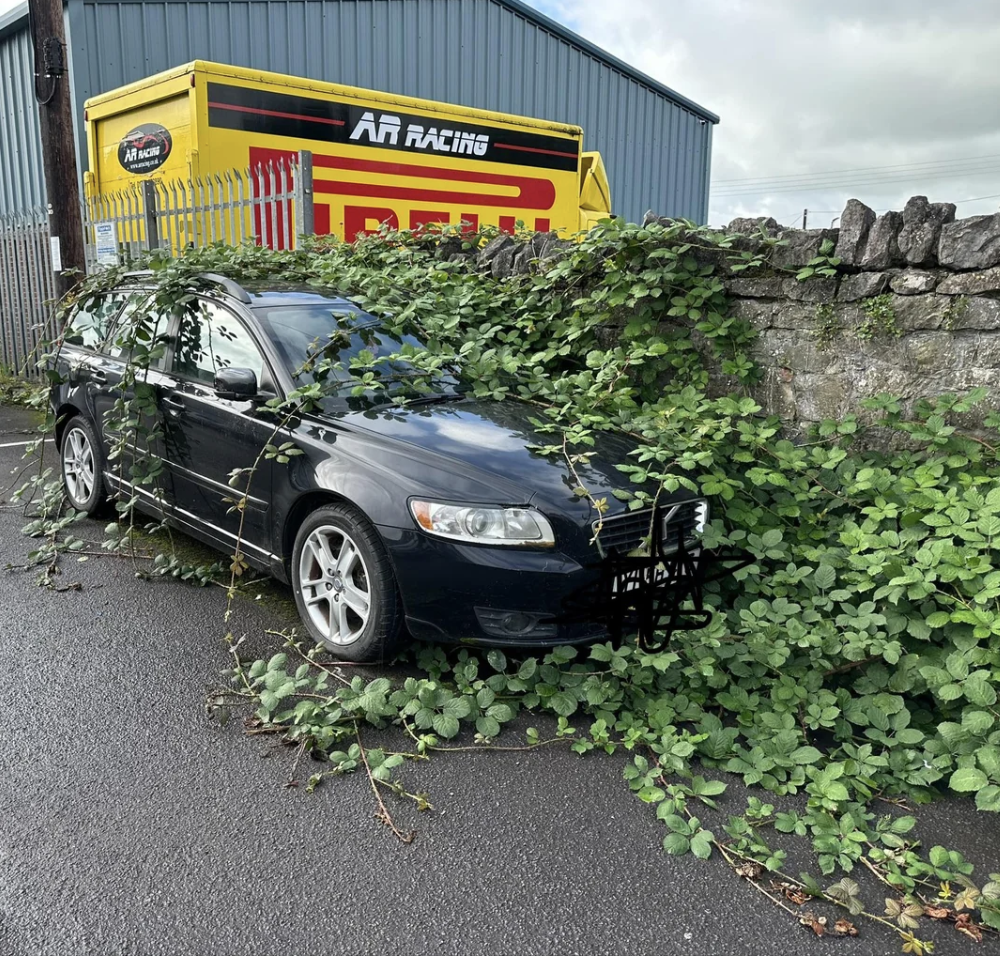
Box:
left=716, top=841, right=804, bottom=920
left=375, top=778, right=435, bottom=812
left=401, top=718, right=571, bottom=753
left=822, top=655, right=880, bottom=678
left=354, top=723, right=415, bottom=844
left=562, top=432, right=607, bottom=543
left=719, top=840, right=920, bottom=940
left=284, top=637, right=352, bottom=687
left=287, top=739, right=309, bottom=786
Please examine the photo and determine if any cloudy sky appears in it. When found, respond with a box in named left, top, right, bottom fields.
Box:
left=4, top=0, right=999, bottom=227
left=526, top=0, right=1000, bottom=227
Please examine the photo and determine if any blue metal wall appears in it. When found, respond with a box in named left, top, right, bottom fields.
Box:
left=0, top=5, right=46, bottom=213
left=3, top=0, right=717, bottom=222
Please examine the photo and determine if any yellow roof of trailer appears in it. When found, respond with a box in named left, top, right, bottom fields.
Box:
left=84, top=60, right=584, bottom=138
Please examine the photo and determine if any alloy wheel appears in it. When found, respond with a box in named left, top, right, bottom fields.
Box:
left=298, top=524, right=373, bottom=645
left=63, top=426, right=96, bottom=505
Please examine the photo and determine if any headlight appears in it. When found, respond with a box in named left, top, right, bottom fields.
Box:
left=410, top=500, right=555, bottom=547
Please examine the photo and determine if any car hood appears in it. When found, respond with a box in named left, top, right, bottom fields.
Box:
left=334, top=397, right=640, bottom=518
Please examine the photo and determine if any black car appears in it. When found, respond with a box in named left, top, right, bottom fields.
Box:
left=51, top=274, right=708, bottom=660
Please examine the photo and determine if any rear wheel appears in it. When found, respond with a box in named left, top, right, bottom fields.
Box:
left=60, top=416, right=108, bottom=516
left=291, top=504, right=403, bottom=662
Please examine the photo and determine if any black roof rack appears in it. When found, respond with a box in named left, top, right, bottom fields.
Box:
left=199, top=273, right=252, bottom=303
left=115, top=270, right=251, bottom=304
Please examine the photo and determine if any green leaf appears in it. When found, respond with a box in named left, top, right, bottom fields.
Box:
left=950, top=767, right=988, bottom=792
left=517, top=658, right=538, bottom=680
left=965, top=672, right=998, bottom=707
left=930, top=846, right=950, bottom=867
left=791, top=746, right=823, bottom=765
left=761, top=529, right=782, bottom=548
left=486, top=649, right=508, bottom=673
left=549, top=692, right=578, bottom=717
left=476, top=715, right=501, bottom=738
left=662, top=832, right=690, bottom=855
left=637, top=786, right=666, bottom=803
left=694, top=777, right=727, bottom=796
left=487, top=703, right=514, bottom=723
left=813, top=564, right=836, bottom=590
left=963, top=710, right=994, bottom=737
left=976, top=785, right=1000, bottom=811
left=443, top=696, right=472, bottom=719
left=978, top=746, right=1000, bottom=779
left=432, top=713, right=461, bottom=738
left=690, top=830, right=714, bottom=860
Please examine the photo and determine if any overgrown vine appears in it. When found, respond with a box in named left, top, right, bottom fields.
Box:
left=8, top=217, right=1000, bottom=952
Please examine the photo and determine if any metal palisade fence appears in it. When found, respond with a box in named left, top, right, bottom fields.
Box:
left=0, top=207, right=58, bottom=377
left=82, top=152, right=315, bottom=270
left=0, top=153, right=315, bottom=374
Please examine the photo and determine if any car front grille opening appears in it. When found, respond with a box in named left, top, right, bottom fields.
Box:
left=593, top=499, right=708, bottom=557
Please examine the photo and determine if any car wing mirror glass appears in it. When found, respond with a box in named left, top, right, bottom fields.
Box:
left=214, top=367, right=258, bottom=400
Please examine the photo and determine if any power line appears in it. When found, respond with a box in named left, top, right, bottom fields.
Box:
left=713, top=163, right=1000, bottom=195
left=712, top=166, right=1000, bottom=198
left=713, top=163, right=1000, bottom=196
left=713, top=162, right=1000, bottom=195
left=954, top=192, right=1000, bottom=204
left=712, top=152, right=1000, bottom=186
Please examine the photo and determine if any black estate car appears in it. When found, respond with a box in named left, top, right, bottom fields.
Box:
left=52, top=275, right=708, bottom=660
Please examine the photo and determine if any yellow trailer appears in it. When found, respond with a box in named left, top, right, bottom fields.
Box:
left=84, top=60, right=612, bottom=242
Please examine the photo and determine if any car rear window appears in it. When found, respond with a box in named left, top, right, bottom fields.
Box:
left=63, top=294, right=126, bottom=351
left=105, top=292, right=172, bottom=369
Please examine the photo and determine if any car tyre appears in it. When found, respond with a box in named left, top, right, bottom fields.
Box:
left=60, top=415, right=109, bottom=516
left=291, top=503, right=403, bottom=662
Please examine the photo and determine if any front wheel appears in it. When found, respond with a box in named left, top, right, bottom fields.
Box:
left=60, top=415, right=108, bottom=516
left=290, top=504, right=403, bottom=662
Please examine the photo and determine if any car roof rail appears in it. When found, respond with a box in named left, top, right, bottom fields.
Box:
left=199, top=272, right=252, bottom=304
left=112, top=269, right=252, bottom=304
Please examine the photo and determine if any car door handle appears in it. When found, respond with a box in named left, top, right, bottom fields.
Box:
left=89, top=368, right=107, bottom=384
left=163, top=395, right=185, bottom=415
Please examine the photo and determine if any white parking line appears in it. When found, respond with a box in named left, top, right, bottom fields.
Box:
left=0, top=438, right=53, bottom=449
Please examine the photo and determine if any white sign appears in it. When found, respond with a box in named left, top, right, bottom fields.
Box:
left=95, top=221, right=119, bottom=267
left=50, top=236, right=62, bottom=273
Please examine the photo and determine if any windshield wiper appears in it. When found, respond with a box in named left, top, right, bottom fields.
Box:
left=402, top=392, right=467, bottom=407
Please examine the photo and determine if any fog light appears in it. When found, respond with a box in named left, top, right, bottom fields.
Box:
left=501, top=611, right=534, bottom=633
left=475, top=607, right=558, bottom=639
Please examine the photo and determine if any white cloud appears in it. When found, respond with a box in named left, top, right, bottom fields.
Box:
left=532, top=0, right=1000, bottom=226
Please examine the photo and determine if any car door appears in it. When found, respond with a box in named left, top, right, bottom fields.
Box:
left=66, top=290, right=175, bottom=511
left=158, top=296, right=276, bottom=561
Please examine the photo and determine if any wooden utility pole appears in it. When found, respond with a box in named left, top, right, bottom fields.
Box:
left=29, top=0, right=85, bottom=299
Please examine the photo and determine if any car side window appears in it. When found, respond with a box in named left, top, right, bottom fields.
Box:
left=171, top=299, right=265, bottom=385
left=104, top=292, right=172, bottom=369
left=63, top=294, right=126, bottom=351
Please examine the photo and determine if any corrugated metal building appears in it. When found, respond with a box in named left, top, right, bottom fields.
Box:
left=0, top=0, right=717, bottom=222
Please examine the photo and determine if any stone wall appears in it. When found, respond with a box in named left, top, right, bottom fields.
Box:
left=470, top=195, right=1000, bottom=427
left=700, top=196, right=1000, bottom=427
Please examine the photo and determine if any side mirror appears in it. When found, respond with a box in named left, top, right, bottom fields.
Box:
left=214, top=367, right=258, bottom=400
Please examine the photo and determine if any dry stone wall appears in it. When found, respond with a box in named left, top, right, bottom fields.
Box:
left=703, top=196, right=1000, bottom=427
left=467, top=195, right=1000, bottom=428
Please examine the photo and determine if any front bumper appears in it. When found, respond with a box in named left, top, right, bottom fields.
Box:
left=378, top=526, right=608, bottom=646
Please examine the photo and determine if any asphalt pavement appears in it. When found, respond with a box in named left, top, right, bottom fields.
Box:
left=0, top=403, right=997, bottom=956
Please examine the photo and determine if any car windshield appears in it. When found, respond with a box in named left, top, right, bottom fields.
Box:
left=254, top=304, right=460, bottom=404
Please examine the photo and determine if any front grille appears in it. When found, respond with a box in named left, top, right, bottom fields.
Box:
left=593, top=499, right=708, bottom=557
